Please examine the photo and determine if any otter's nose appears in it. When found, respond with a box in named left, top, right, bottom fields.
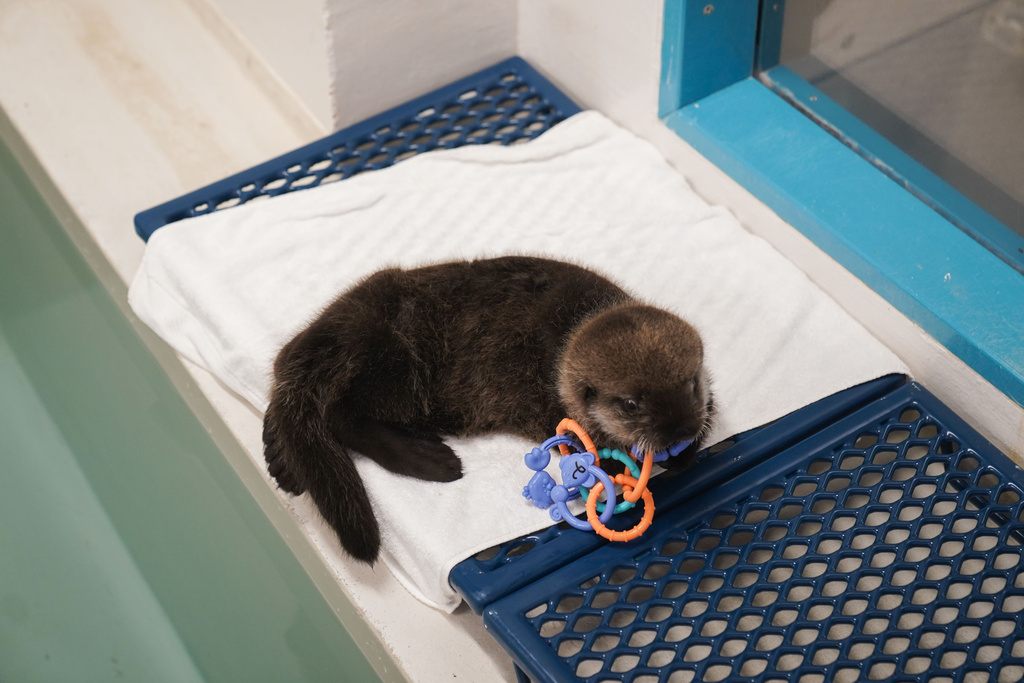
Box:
left=647, top=424, right=694, bottom=454
left=667, top=421, right=699, bottom=444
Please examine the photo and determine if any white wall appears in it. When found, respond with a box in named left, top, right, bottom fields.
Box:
left=517, top=1, right=663, bottom=134
left=326, top=0, right=517, bottom=128
left=193, top=0, right=518, bottom=133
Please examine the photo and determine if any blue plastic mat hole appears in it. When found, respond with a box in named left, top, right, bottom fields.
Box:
left=506, top=541, right=536, bottom=558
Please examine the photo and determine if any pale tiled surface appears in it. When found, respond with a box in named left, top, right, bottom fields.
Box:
left=0, top=1, right=515, bottom=680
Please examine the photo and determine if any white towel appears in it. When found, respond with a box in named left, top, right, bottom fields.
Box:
left=129, top=111, right=909, bottom=612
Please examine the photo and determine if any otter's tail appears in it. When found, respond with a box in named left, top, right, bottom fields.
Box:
left=263, top=386, right=382, bottom=564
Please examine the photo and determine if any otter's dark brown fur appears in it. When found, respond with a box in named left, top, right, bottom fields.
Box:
left=262, top=256, right=713, bottom=563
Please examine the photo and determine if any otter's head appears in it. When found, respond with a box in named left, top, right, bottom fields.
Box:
left=558, top=303, right=713, bottom=464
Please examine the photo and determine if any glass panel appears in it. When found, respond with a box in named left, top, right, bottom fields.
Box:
left=774, top=0, right=1024, bottom=245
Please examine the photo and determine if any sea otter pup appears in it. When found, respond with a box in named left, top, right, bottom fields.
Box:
left=262, top=256, right=713, bottom=563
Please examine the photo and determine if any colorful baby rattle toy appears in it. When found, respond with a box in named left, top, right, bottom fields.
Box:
left=522, top=418, right=693, bottom=542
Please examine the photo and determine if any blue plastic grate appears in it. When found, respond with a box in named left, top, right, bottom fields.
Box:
left=484, top=382, right=1024, bottom=682
left=450, top=375, right=907, bottom=614
left=134, top=57, right=581, bottom=240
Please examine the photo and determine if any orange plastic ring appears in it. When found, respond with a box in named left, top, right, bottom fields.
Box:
left=585, top=475, right=655, bottom=542
left=623, top=449, right=655, bottom=504
left=556, top=418, right=599, bottom=465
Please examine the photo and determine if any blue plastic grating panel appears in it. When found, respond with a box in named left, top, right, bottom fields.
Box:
left=134, top=57, right=582, bottom=240
left=484, top=382, right=1024, bottom=683
left=450, top=375, right=907, bottom=614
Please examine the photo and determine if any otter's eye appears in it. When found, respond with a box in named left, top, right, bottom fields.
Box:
left=621, top=398, right=639, bottom=414
left=584, top=385, right=597, bottom=402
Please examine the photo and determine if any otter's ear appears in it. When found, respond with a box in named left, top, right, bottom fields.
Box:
left=583, top=385, right=597, bottom=403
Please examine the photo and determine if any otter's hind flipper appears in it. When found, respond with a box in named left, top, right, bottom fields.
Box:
left=262, top=402, right=305, bottom=495
left=334, top=420, right=463, bottom=483
left=262, top=392, right=383, bottom=564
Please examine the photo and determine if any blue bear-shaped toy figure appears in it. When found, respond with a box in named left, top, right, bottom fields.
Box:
left=523, top=471, right=556, bottom=509
left=524, top=446, right=551, bottom=471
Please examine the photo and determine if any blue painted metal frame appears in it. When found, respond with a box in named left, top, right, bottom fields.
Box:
left=660, top=0, right=1024, bottom=409
left=754, top=0, right=785, bottom=70
left=658, top=0, right=759, bottom=116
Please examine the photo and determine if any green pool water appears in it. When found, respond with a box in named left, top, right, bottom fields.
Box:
left=0, top=127, right=381, bottom=682
left=0, top=322, right=206, bottom=682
